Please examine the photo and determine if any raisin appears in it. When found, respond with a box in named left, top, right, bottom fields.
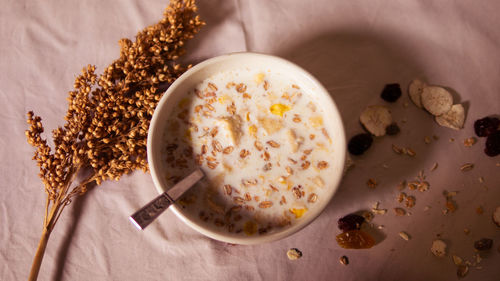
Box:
left=380, top=83, right=402, bottom=102
left=474, top=238, right=493, bottom=251
left=338, top=214, right=365, bottom=232
left=474, top=117, right=500, bottom=137
left=336, top=230, right=375, bottom=249
left=348, top=133, right=373, bottom=155
left=385, top=123, right=400, bottom=136
left=485, top=131, right=500, bottom=157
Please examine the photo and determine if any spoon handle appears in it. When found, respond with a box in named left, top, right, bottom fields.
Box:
left=129, top=168, right=204, bottom=230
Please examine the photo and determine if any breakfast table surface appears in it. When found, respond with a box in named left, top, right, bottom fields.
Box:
left=1, top=0, right=499, bottom=280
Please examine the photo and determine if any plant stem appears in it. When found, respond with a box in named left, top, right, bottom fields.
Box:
left=28, top=227, right=51, bottom=281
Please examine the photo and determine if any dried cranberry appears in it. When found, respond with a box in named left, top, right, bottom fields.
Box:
left=385, top=123, right=400, bottom=136
left=485, top=131, right=500, bottom=157
left=474, top=238, right=493, bottom=251
left=474, top=117, right=500, bottom=137
left=348, top=133, right=373, bottom=155
left=338, top=214, right=365, bottom=232
left=380, top=83, right=402, bottom=102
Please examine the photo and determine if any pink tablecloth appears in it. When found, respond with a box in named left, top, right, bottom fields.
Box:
left=1, top=1, right=499, bottom=280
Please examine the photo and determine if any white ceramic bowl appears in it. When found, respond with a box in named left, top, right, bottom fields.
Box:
left=147, top=52, right=346, bottom=244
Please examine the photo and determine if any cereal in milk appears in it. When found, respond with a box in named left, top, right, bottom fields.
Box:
left=162, top=69, right=336, bottom=235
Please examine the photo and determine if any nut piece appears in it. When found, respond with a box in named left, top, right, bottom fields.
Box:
left=408, top=79, right=427, bottom=108
left=435, top=104, right=465, bottom=130
left=431, top=239, right=447, bottom=257
left=493, top=206, right=500, bottom=227
left=359, top=105, right=393, bottom=137
left=287, top=248, right=303, bottom=260
left=421, top=86, right=453, bottom=116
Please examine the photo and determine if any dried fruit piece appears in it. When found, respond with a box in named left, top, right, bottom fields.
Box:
left=360, top=105, right=392, bottom=136
left=289, top=208, right=307, bottom=218
left=348, top=133, right=373, bottom=155
left=336, top=230, right=375, bottom=249
left=337, top=214, right=365, bottom=232
left=380, top=83, right=402, bottom=102
left=408, top=79, right=426, bottom=108
left=431, top=239, right=447, bottom=257
left=421, top=86, right=453, bottom=116
left=474, top=116, right=500, bottom=137
left=494, top=206, right=500, bottom=227
left=385, top=123, right=400, bottom=136
left=485, top=131, right=500, bottom=157
left=287, top=248, right=302, bottom=260
left=270, top=103, right=291, bottom=117
left=474, top=238, right=493, bottom=251
left=435, top=104, right=465, bottom=130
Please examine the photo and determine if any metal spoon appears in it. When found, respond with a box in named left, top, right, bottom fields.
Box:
left=129, top=168, right=204, bottom=230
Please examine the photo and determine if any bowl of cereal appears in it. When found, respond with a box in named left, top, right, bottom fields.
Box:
left=148, top=52, right=346, bottom=244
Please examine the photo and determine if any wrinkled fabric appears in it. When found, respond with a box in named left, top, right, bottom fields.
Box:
left=1, top=0, right=499, bottom=280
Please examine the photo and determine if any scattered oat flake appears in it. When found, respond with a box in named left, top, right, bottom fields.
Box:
left=464, top=137, right=477, bottom=147
left=430, top=162, right=438, bottom=171
left=453, top=255, right=463, bottom=265
left=362, top=211, right=374, bottom=222
left=478, top=176, right=484, bottom=183
left=406, top=148, right=416, bottom=157
left=457, top=264, right=469, bottom=278
left=431, top=239, right=447, bottom=257
left=424, top=136, right=432, bottom=144
left=397, top=180, right=406, bottom=191
left=287, top=248, right=303, bottom=260
left=399, top=231, right=410, bottom=241
left=339, top=256, right=349, bottom=266
left=424, top=206, right=431, bottom=211
left=493, top=206, right=500, bottom=227
left=372, top=202, right=387, bottom=215
left=367, top=178, right=378, bottom=189
left=394, top=207, right=406, bottom=216
left=392, top=144, right=403, bottom=154
left=460, top=163, right=474, bottom=172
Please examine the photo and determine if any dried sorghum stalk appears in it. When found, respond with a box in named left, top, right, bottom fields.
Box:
left=26, top=1, right=204, bottom=280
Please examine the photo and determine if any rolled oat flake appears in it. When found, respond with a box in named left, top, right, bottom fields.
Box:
left=287, top=248, right=303, bottom=260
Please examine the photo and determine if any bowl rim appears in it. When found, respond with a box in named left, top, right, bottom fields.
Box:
left=147, top=52, right=346, bottom=245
